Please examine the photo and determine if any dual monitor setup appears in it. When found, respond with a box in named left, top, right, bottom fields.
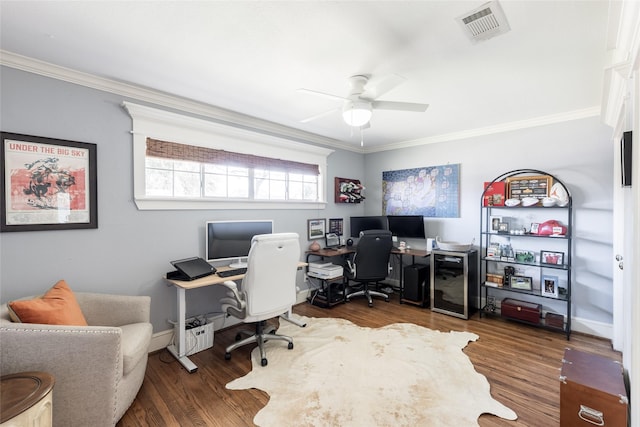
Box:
left=204, top=216, right=426, bottom=270
left=350, top=215, right=426, bottom=239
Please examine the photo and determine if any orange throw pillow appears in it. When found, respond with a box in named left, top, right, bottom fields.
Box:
left=8, top=280, right=88, bottom=326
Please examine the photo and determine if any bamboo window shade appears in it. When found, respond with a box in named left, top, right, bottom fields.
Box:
left=146, top=138, right=320, bottom=175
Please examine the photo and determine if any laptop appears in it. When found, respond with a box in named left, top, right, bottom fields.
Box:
left=325, top=233, right=340, bottom=249
left=170, top=257, right=217, bottom=281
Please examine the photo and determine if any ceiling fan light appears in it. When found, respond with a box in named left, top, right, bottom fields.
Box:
left=342, top=102, right=372, bottom=127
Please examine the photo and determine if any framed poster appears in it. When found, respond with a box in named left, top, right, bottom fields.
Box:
left=506, top=175, right=552, bottom=201
left=307, top=218, right=326, bottom=240
left=1, top=132, right=98, bottom=232
left=335, top=177, right=364, bottom=203
left=382, top=164, right=460, bottom=218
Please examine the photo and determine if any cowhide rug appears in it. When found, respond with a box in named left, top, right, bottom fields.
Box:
left=226, top=316, right=517, bottom=426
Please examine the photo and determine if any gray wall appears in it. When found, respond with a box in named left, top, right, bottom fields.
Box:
left=364, top=118, right=614, bottom=324
left=1, top=66, right=614, bottom=333
left=0, top=67, right=365, bottom=332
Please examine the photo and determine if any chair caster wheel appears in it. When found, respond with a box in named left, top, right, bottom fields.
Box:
left=225, top=352, right=231, bottom=360
left=385, top=298, right=390, bottom=302
left=261, top=358, right=268, bottom=367
left=368, top=303, right=373, bottom=308
left=288, top=342, right=294, bottom=350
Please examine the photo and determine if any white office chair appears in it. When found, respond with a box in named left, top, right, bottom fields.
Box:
left=220, top=232, right=300, bottom=366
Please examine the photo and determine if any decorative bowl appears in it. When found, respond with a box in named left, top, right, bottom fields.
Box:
left=435, top=236, right=475, bottom=251
left=522, top=197, right=539, bottom=207
left=505, top=198, right=521, bottom=207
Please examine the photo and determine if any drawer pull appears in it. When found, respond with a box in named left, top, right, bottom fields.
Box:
left=578, top=405, right=604, bottom=426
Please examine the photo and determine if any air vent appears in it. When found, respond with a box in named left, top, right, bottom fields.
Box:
left=457, top=1, right=511, bottom=43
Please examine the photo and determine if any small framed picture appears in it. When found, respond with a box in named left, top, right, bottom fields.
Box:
left=510, top=275, right=533, bottom=291
left=541, top=275, right=559, bottom=298
left=540, top=250, right=564, bottom=266
left=498, top=222, right=509, bottom=233
left=530, top=223, right=540, bottom=234
left=307, top=218, right=326, bottom=240
left=515, top=250, right=535, bottom=263
left=490, top=216, right=502, bottom=232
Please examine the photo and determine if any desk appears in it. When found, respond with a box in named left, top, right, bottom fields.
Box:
left=165, top=263, right=306, bottom=373
left=305, top=247, right=430, bottom=305
left=305, top=247, right=355, bottom=307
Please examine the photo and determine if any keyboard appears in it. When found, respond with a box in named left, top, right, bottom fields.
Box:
left=217, top=267, right=247, bottom=277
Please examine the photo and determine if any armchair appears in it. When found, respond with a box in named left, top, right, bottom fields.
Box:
left=220, top=232, right=300, bottom=366
left=344, top=229, right=393, bottom=307
left=0, top=291, right=152, bottom=427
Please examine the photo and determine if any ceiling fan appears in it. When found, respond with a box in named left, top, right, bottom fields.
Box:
left=298, top=74, right=429, bottom=129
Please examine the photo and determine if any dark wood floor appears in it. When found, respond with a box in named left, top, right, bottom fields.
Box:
left=118, top=296, right=620, bottom=426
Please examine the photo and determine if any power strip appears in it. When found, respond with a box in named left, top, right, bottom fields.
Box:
left=175, top=322, right=214, bottom=356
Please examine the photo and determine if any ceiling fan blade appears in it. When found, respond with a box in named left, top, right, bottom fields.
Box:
left=362, top=74, right=406, bottom=99
left=297, top=88, right=348, bottom=102
left=299, top=107, right=341, bottom=123
left=371, top=100, right=429, bottom=112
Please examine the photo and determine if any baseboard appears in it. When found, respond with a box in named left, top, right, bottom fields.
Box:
left=296, top=288, right=310, bottom=304
left=571, top=316, right=612, bottom=340
left=149, top=291, right=613, bottom=353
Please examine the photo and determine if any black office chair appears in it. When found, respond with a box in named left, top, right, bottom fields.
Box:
left=344, top=230, right=393, bottom=307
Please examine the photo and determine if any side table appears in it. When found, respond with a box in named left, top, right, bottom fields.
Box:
left=0, top=372, right=54, bottom=427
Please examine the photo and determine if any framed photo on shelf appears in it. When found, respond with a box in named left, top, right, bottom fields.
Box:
left=307, top=218, right=326, bottom=240
left=510, top=275, right=533, bottom=291
left=1, top=132, right=98, bottom=232
left=498, top=222, right=509, bottom=233
left=515, top=249, right=535, bottom=263
left=490, top=216, right=502, bottom=232
left=530, top=223, right=540, bottom=234
left=540, top=250, right=564, bottom=266
left=541, top=275, right=559, bottom=298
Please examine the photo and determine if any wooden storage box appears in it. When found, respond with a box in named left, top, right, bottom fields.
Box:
left=500, top=298, right=541, bottom=324
left=560, top=348, right=628, bottom=427
left=545, top=312, right=564, bottom=329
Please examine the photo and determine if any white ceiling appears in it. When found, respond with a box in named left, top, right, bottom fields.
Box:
left=0, top=1, right=612, bottom=151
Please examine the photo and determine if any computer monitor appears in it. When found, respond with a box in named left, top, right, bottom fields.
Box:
left=349, top=216, right=387, bottom=238
left=205, top=220, right=273, bottom=268
left=387, top=215, right=426, bottom=238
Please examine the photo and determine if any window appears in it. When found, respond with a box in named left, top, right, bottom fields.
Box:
left=145, top=138, right=319, bottom=202
left=123, top=102, right=333, bottom=210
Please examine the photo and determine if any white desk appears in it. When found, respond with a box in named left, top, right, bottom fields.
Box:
left=164, top=263, right=307, bottom=373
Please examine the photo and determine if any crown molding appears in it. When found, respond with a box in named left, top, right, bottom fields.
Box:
left=0, top=50, right=361, bottom=152
left=1, top=50, right=602, bottom=155
left=365, top=106, right=601, bottom=153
